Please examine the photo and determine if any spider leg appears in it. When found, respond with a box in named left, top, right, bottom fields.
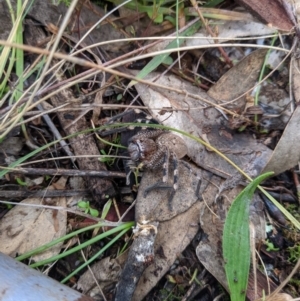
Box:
left=144, top=150, right=179, bottom=211
left=100, top=108, right=162, bottom=137
left=143, top=148, right=173, bottom=197
left=172, top=151, right=178, bottom=191
left=162, top=147, right=170, bottom=183
left=143, top=183, right=173, bottom=197
left=180, top=161, right=202, bottom=200
left=167, top=151, right=179, bottom=210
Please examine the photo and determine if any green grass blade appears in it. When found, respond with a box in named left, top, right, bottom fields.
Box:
left=223, top=172, right=273, bottom=301
left=15, top=221, right=128, bottom=261
left=128, top=20, right=201, bottom=86
left=60, top=227, right=130, bottom=284
left=29, top=222, right=134, bottom=268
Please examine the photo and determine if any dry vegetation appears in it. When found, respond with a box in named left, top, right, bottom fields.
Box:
left=0, top=0, right=299, bottom=300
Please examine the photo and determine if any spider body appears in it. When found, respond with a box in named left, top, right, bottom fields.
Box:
left=100, top=109, right=201, bottom=208
left=128, top=129, right=169, bottom=169
left=128, top=129, right=189, bottom=202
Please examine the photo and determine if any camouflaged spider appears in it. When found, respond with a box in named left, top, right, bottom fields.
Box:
left=101, top=109, right=201, bottom=206
left=127, top=127, right=199, bottom=204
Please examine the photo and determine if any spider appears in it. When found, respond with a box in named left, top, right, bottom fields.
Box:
left=99, top=109, right=201, bottom=207
left=127, top=128, right=201, bottom=207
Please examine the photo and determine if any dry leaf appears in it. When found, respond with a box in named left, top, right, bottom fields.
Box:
left=235, top=0, right=294, bottom=32
left=77, top=256, right=125, bottom=294
left=186, top=20, right=277, bottom=48
left=0, top=181, right=67, bottom=261
left=262, top=56, right=300, bottom=175
left=130, top=49, right=272, bottom=298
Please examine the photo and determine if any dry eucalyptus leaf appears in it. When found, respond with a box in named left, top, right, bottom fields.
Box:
left=149, top=20, right=276, bottom=54
left=135, top=161, right=208, bottom=221
left=24, top=176, right=44, bottom=186
left=133, top=71, right=271, bottom=179
left=262, top=57, right=300, bottom=175
left=261, top=106, right=300, bottom=175
left=208, top=48, right=268, bottom=110
left=0, top=187, right=67, bottom=262
left=77, top=255, right=126, bottom=294
left=186, top=20, right=277, bottom=48
left=235, top=0, right=294, bottom=32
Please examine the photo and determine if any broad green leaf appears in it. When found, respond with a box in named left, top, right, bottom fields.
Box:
left=223, top=172, right=273, bottom=301
left=162, top=56, right=173, bottom=65
left=90, top=208, right=99, bottom=217
left=78, top=201, right=89, bottom=209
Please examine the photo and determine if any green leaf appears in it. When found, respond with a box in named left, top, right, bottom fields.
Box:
left=15, top=177, right=27, bottom=186
left=204, top=0, right=225, bottom=7
left=101, top=199, right=112, bottom=219
left=116, top=93, right=123, bottom=101
left=162, top=56, right=173, bottom=65
left=78, top=201, right=88, bottom=209
left=223, top=172, right=273, bottom=301
left=89, top=208, right=99, bottom=217
left=164, top=15, right=176, bottom=26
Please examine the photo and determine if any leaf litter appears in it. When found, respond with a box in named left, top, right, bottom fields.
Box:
left=0, top=177, right=67, bottom=262
left=0, top=0, right=299, bottom=300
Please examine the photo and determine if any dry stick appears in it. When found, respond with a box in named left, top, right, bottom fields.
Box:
left=4, top=167, right=126, bottom=178
left=189, top=0, right=233, bottom=67
left=0, top=189, right=89, bottom=198
left=37, top=102, right=76, bottom=165
left=118, top=199, right=136, bottom=222
left=114, top=222, right=159, bottom=301
left=0, top=187, right=134, bottom=199
left=0, top=200, right=123, bottom=224
left=292, top=169, right=300, bottom=204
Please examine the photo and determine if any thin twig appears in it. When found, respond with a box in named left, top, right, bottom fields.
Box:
left=3, top=167, right=126, bottom=178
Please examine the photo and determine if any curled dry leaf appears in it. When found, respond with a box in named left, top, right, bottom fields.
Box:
left=262, top=56, right=300, bottom=175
